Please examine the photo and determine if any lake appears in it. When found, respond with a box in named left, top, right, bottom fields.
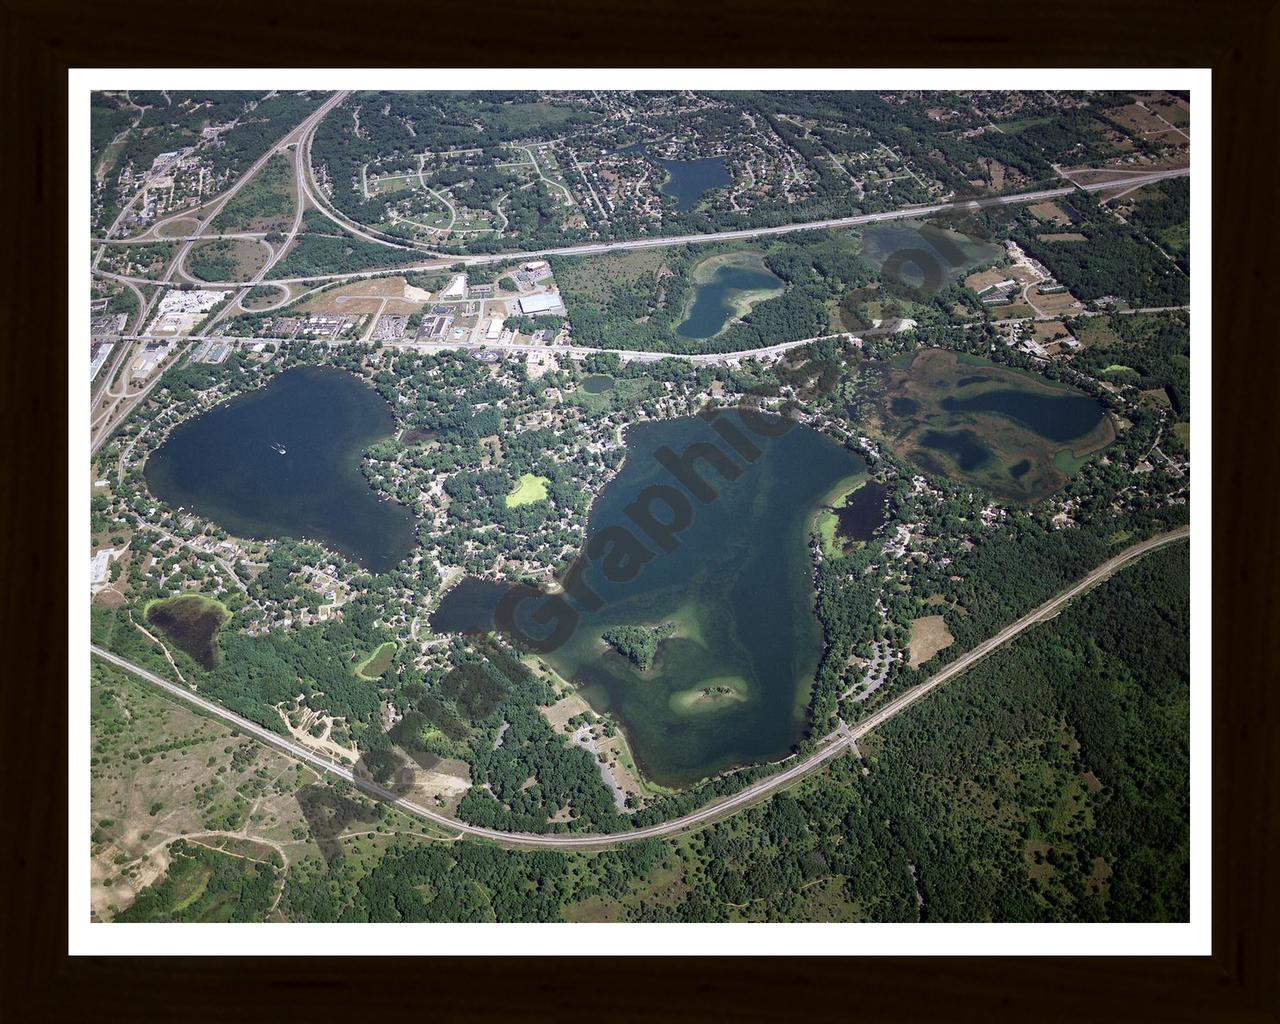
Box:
left=614, top=142, right=731, bottom=212
left=431, top=412, right=866, bottom=787
left=677, top=254, right=784, bottom=340
left=834, top=480, right=888, bottom=542
left=146, top=594, right=228, bottom=670
left=919, top=428, right=991, bottom=471
left=941, top=389, right=1108, bottom=443
left=877, top=349, right=1115, bottom=503
left=145, top=366, right=418, bottom=573
left=580, top=374, right=616, bottom=394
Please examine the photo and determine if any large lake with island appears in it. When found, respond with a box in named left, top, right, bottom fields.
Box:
left=144, top=366, right=417, bottom=573
left=431, top=412, right=866, bottom=787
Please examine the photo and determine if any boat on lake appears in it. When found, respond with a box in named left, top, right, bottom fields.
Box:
left=270, top=442, right=287, bottom=455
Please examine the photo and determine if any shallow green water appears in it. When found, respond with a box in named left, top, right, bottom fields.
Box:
left=144, top=366, right=417, bottom=573
left=580, top=374, right=616, bottom=394
left=677, top=260, right=784, bottom=339
left=431, top=413, right=865, bottom=786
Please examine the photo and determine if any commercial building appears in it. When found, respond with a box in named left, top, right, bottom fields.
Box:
left=89, top=341, right=114, bottom=381
left=149, top=288, right=228, bottom=336
left=517, top=291, right=564, bottom=316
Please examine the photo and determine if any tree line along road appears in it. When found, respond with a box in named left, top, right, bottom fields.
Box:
left=88, top=526, right=1188, bottom=850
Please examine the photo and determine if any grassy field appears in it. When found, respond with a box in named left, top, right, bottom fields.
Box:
left=553, top=247, right=671, bottom=308
left=356, top=641, right=396, bottom=680
left=907, top=614, right=955, bottom=668
left=187, top=238, right=269, bottom=283
left=211, top=152, right=296, bottom=234
left=89, top=657, right=453, bottom=922
left=242, top=284, right=288, bottom=310
left=505, top=472, right=550, bottom=507
left=156, top=217, right=201, bottom=239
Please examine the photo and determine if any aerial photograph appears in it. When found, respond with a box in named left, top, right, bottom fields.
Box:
left=84, top=84, right=1195, bottom=930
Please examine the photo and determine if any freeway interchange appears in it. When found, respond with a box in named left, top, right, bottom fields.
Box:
left=96, top=158, right=1190, bottom=291
left=86, top=93, right=1192, bottom=850
left=88, top=90, right=1187, bottom=457
left=89, top=527, right=1188, bottom=850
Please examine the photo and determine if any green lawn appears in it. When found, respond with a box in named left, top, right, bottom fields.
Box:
left=505, top=473, right=550, bottom=507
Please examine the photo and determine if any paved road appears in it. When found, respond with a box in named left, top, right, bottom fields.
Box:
left=198, top=92, right=350, bottom=334
left=97, top=165, right=1190, bottom=289
left=113, top=329, right=857, bottom=366
left=88, top=96, right=348, bottom=453
left=87, top=526, right=1188, bottom=849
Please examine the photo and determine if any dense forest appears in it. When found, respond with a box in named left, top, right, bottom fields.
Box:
left=1013, top=190, right=1189, bottom=306
left=1122, top=177, right=1191, bottom=273
left=1073, top=311, right=1192, bottom=419
left=600, top=623, right=674, bottom=670
left=259, top=542, right=1188, bottom=923
left=266, top=219, right=426, bottom=278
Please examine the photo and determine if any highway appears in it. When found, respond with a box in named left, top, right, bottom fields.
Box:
left=88, top=94, right=347, bottom=454
left=194, top=91, right=351, bottom=335
left=95, top=164, right=1190, bottom=290
left=88, top=526, right=1188, bottom=850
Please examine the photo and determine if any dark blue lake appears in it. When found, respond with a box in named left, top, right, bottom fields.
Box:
left=919, top=429, right=991, bottom=471
left=941, top=389, right=1107, bottom=442
left=615, top=142, right=731, bottom=213
left=144, top=366, right=417, bottom=573
left=834, top=480, right=888, bottom=542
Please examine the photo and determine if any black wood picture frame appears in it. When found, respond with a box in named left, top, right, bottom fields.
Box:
left=3, top=0, right=1274, bottom=1018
